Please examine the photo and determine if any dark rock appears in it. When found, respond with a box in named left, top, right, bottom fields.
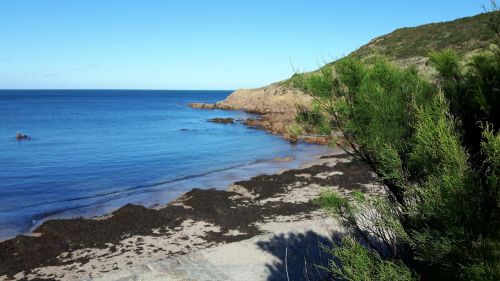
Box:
left=16, top=132, right=29, bottom=140
left=243, top=118, right=264, bottom=129
left=209, top=118, right=234, bottom=124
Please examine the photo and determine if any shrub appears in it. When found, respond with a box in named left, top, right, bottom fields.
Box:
left=430, top=46, right=500, bottom=157
left=286, top=123, right=303, bottom=138
left=321, top=237, right=415, bottom=281
left=298, top=53, right=499, bottom=280
left=294, top=8, right=500, bottom=280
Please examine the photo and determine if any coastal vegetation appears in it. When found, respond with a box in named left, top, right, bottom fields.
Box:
left=286, top=8, right=500, bottom=86
left=295, top=8, right=500, bottom=281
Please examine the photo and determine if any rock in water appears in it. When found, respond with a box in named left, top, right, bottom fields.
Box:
left=16, top=132, right=29, bottom=140
left=273, top=156, right=294, bottom=162
left=189, top=102, right=216, bottom=109
left=209, top=118, right=234, bottom=124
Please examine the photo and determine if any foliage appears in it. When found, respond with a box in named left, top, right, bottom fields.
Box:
left=300, top=48, right=500, bottom=280
left=486, top=0, right=500, bottom=40
left=286, top=123, right=303, bottom=138
left=320, top=236, right=415, bottom=281
left=295, top=102, right=331, bottom=135
left=315, top=191, right=409, bottom=259
left=353, top=11, right=499, bottom=60
left=336, top=58, right=434, bottom=165
left=429, top=46, right=500, bottom=156
left=283, top=10, right=499, bottom=91
left=402, top=93, right=475, bottom=271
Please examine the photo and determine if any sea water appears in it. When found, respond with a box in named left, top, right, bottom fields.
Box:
left=0, top=90, right=330, bottom=239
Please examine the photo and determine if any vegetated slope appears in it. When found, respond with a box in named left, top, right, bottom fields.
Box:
left=354, top=11, right=496, bottom=60
left=288, top=11, right=499, bottom=82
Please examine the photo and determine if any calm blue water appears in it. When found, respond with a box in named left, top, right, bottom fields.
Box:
left=0, top=90, right=330, bottom=239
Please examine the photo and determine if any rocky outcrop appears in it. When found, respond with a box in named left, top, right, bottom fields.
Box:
left=189, top=83, right=311, bottom=113
left=190, top=83, right=329, bottom=144
left=189, top=103, right=216, bottom=110
left=214, top=83, right=312, bottom=114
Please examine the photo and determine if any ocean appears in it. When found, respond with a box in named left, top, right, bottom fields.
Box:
left=0, top=90, right=329, bottom=240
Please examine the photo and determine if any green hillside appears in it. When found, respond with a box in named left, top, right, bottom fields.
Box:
left=287, top=11, right=499, bottom=84
left=353, top=11, right=497, bottom=60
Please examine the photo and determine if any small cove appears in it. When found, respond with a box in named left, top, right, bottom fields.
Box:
left=0, top=90, right=330, bottom=239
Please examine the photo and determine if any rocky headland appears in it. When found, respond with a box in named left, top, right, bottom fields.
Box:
left=190, top=83, right=330, bottom=144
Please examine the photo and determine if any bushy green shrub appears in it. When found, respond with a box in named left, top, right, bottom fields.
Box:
left=338, top=58, right=434, bottom=165
left=315, top=190, right=409, bottom=260
left=294, top=9, right=500, bottom=280
left=321, top=236, right=415, bottom=281
left=295, top=102, right=332, bottom=135
left=430, top=46, right=500, bottom=157
left=299, top=52, right=499, bottom=280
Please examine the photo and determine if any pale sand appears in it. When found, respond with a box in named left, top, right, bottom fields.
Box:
left=2, top=149, right=386, bottom=281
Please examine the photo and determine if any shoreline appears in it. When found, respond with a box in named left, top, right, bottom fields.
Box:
left=195, top=102, right=331, bottom=144
left=0, top=148, right=384, bottom=281
left=0, top=100, right=355, bottom=280
left=189, top=87, right=331, bottom=145
left=0, top=141, right=331, bottom=243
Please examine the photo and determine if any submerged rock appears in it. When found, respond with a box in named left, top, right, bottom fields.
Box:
left=209, top=117, right=234, bottom=124
left=273, top=156, right=294, bottom=162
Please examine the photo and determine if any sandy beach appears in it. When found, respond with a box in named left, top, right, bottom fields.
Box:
left=0, top=149, right=384, bottom=281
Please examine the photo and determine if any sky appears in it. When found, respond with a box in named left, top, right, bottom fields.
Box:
left=0, top=0, right=488, bottom=90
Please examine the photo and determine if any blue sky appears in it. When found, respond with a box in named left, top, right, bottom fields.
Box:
left=0, top=0, right=487, bottom=89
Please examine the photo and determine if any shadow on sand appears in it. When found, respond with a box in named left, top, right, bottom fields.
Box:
left=257, top=230, right=345, bottom=281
